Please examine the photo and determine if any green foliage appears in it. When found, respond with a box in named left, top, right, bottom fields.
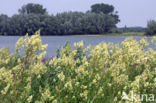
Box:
left=146, top=20, right=156, bottom=35
left=79, top=12, right=116, bottom=34
left=0, top=31, right=156, bottom=103
left=0, top=3, right=120, bottom=36
left=91, top=3, right=120, bottom=24
left=120, top=26, right=146, bottom=33
left=0, top=14, right=10, bottom=35
left=18, top=3, right=47, bottom=15
left=91, top=3, right=114, bottom=14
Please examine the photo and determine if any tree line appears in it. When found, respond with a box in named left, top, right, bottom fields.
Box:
left=0, top=3, right=120, bottom=36
left=120, top=26, right=146, bottom=33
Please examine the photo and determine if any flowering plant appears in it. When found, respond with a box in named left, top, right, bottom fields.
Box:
left=0, top=31, right=155, bottom=103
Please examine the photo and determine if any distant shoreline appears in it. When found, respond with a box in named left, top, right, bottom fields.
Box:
left=0, top=32, right=148, bottom=37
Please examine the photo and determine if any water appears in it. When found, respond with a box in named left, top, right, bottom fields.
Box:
left=0, top=36, right=155, bottom=56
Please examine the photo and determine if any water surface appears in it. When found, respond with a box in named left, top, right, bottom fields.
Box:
left=0, top=36, right=154, bottom=56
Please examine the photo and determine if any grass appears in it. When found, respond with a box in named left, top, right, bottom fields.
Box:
left=102, top=32, right=145, bottom=36
left=73, top=32, right=145, bottom=36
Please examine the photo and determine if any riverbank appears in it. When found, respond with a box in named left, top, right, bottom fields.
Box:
left=72, top=32, right=145, bottom=36
left=0, top=32, right=146, bottom=36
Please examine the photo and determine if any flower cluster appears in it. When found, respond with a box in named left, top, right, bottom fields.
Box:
left=0, top=31, right=156, bottom=103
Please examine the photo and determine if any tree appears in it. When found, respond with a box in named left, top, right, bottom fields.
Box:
left=0, top=14, right=10, bottom=35
left=8, top=15, right=24, bottom=35
left=18, top=3, right=47, bottom=15
left=91, top=3, right=120, bottom=24
left=91, top=3, right=114, bottom=14
left=39, top=15, right=59, bottom=35
left=0, top=3, right=120, bottom=35
left=56, top=12, right=84, bottom=35
left=146, top=20, right=156, bottom=35
left=80, top=12, right=116, bottom=34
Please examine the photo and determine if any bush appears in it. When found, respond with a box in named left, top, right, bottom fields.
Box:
left=0, top=31, right=156, bottom=103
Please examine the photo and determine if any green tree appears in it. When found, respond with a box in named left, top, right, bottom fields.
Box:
left=0, top=14, right=10, bottom=35
left=91, top=3, right=114, bottom=14
left=56, top=12, right=84, bottom=35
left=146, top=20, right=156, bottom=35
left=9, top=15, right=24, bottom=35
left=18, top=3, right=47, bottom=15
left=0, top=3, right=120, bottom=35
left=39, top=15, right=59, bottom=35
left=80, top=12, right=116, bottom=34
left=9, top=14, right=42, bottom=35
left=91, top=3, right=120, bottom=24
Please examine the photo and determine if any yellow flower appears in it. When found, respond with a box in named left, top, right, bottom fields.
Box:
left=65, top=80, right=72, bottom=90
left=1, top=84, right=10, bottom=95
left=27, top=95, right=33, bottom=103
left=92, top=79, right=97, bottom=84
left=74, top=41, right=84, bottom=48
left=81, top=85, right=87, bottom=89
left=58, top=72, right=65, bottom=81
left=41, top=44, right=48, bottom=51
left=75, top=82, right=80, bottom=86
left=16, top=37, right=24, bottom=51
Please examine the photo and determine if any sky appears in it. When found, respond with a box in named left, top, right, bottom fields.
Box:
left=0, top=0, right=156, bottom=27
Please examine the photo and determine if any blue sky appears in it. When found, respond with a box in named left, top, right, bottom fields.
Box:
left=0, top=0, right=156, bottom=27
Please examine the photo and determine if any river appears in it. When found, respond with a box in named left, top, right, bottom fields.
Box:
left=0, top=36, right=155, bottom=56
